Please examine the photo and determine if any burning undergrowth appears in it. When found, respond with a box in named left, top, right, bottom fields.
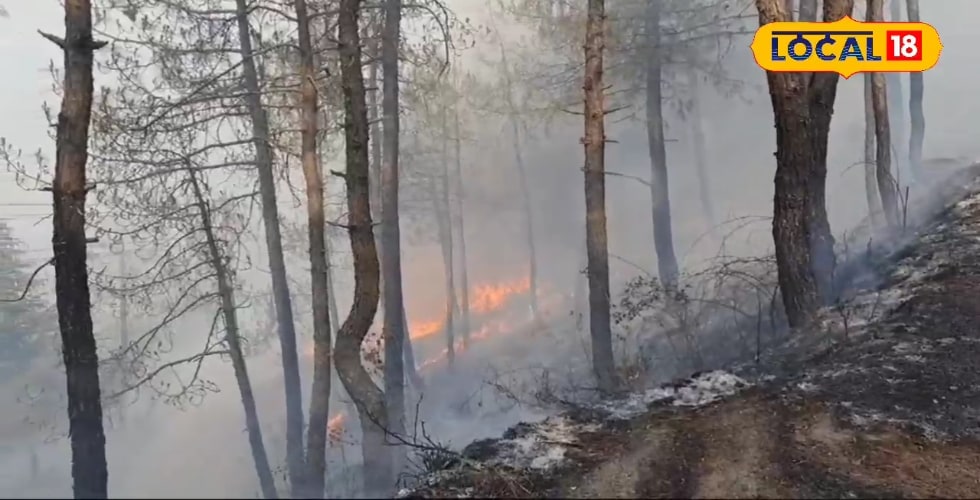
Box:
left=405, top=167, right=980, bottom=498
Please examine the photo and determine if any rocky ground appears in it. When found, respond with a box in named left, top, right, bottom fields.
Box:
left=400, top=164, right=980, bottom=499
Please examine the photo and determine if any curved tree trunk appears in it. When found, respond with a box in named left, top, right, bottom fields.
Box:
left=293, top=0, right=332, bottom=496
left=645, top=0, right=680, bottom=289
left=49, top=1, right=108, bottom=496
left=189, top=169, right=277, bottom=499
left=335, top=0, right=391, bottom=494
left=584, top=0, right=616, bottom=393
left=232, top=0, right=304, bottom=486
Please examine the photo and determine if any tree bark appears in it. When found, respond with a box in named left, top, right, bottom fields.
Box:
left=431, top=169, right=458, bottom=370
left=805, top=0, right=850, bottom=302
left=756, top=0, right=851, bottom=327
left=872, top=70, right=900, bottom=228
left=864, top=72, right=884, bottom=228
left=869, top=0, right=900, bottom=228
left=380, top=0, right=407, bottom=455
left=452, top=79, right=472, bottom=347
left=335, top=0, right=391, bottom=493
left=50, top=1, right=108, bottom=497
left=583, top=0, right=616, bottom=393
left=905, top=0, right=924, bottom=180
left=686, top=69, right=716, bottom=232
left=188, top=169, right=277, bottom=500
left=293, top=0, right=332, bottom=496
left=886, top=0, right=908, bottom=184
left=232, top=0, right=304, bottom=485
left=645, top=0, right=680, bottom=289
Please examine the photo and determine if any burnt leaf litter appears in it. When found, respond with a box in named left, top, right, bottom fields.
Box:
left=403, top=165, right=980, bottom=499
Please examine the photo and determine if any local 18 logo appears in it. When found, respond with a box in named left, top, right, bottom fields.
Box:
left=751, top=16, right=942, bottom=78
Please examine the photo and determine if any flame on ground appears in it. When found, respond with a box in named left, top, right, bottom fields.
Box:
left=313, top=274, right=540, bottom=439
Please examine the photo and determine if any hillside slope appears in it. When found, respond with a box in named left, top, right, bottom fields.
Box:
left=404, top=166, right=980, bottom=499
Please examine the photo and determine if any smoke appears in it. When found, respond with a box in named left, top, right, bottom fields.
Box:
left=2, top=0, right=980, bottom=498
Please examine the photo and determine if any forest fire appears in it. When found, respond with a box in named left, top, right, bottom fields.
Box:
left=319, top=275, right=536, bottom=444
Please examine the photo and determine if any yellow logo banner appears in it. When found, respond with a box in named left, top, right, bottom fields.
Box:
left=751, top=15, right=942, bottom=78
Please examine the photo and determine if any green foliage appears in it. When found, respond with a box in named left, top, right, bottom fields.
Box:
left=0, top=221, right=54, bottom=378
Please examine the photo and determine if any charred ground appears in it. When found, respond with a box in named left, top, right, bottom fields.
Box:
left=403, top=165, right=980, bottom=499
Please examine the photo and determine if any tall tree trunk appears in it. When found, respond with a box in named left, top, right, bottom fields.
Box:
left=294, top=0, right=332, bottom=496
left=583, top=0, right=616, bottom=393
left=431, top=170, right=458, bottom=370
left=380, top=0, right=407, bottom=459
left=497, top=44, right=540, bottom=322
left=905, top=0, right=924, bottom=179
left=400, top=302, right=424, bottom=389
left=756, top=0, right=851, bottom=327
left=869, top=0, right=900, bottom=228
left=686, top=69, right=716, bottom=232
left=452, top=77, right=472, bottom=346
left=645, top=0, right=680, bottom=289
left=864, top=72, right=884, bottom=228
left=325, top=231, right=340, bottom=337
left=49, top=1, right=108, bottom=496
left=805, top=0, right=849, bottom=303
left=232, top=0, right=304, bottom=485
left=189, top=169, right=277, bottom=500
left=335, top=0, right=391, bottom=494
left=886, top=0, right=908, bottom=184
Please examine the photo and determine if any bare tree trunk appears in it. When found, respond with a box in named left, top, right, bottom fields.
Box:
left=335, top=0, right=391, bottom=494
left=232, top=0, right=304, bottom=485
left=906, top=0, right=924, bottom=179
left=756, top=0, right=851, bottom=327
left=400, top=302, right=424, bottom=389
left=380, top=0, right=407, bottom=459
left=452, top=78, right=472, bottom=346
left=864, top=72, right=883, bottom=228
left=431, top=169, right=458, bottom=370
left=325, top=231, right=340, bottom=337
left=189, top=169, right=278, bottom=500
left=805, top=0, right=849, bottom=303
left=645, top=0, right=680, bottom=289
left=497, top=44, right=540, bottom=322
left=872, top=70, right=899, bottom=228
left=293, top=0, right=332, bottom=496
left=583, top=0, right=616, bottom=393
left=886, top=0, right=908, bottom=184
left=686, top=69, right=716, bottom=232
left=869, top=0, right=900, bottom=228
left=48, top=1, right=108, bottom=496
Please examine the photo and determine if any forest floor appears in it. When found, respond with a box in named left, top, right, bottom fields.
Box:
left=402, top=164, right=980, bottom=499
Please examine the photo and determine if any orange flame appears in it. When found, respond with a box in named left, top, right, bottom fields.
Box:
left=469, top=276, right=531, bottom=314
left=316, top=274, right=537, bottom=436
left=406, top=276, right=531, bottom=340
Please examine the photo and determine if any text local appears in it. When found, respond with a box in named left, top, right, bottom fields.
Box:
left=770, top=31, right=880, bottom=62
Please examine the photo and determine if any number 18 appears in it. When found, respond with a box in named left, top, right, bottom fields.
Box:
left=887, top=31, right=923, bottom=61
